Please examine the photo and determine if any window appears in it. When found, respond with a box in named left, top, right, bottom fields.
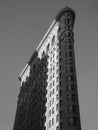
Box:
left=60, top=122, right=63, bottom=130
left=49, top=120, right=51, bottom=128
left=52, top=35, right=55, bottom=46
left=56, top=94, right=59, bottom=101
left=46, top=43, right=50, bottom=53
left=52, top=107, right=54, bottom=114
left=53, top=80, right=55, bottom=86
left=49, top=110, right=51, bottom=117
left=50, top=91, right=52, bottom=97
left=69, top=45, right=72, bottom=50
left=56, top=55, right=59, bottom=60
left=53, top=47, right=55, bottom=51
left=60, top=65, right=62, bottom=71
left=57, top=48, right=59, bottom=53
left=49, top=100, right=51, bottom=107
left=53, top=54, right=55, bottom=58
left=68, top=38, right=72, bottom=43
left=52, top=89, right=54, bottom=94
left=70, top=66, right=73, bottom=73
left=69, top=59, right=73, bottom=64
left=50, top=57, right=52, bottom=61
left=56, top=103, right=59, bottom=111
left=56, top=69, right=59, bottom=75
left=67, top=84, right=75, bottom=91
left=50, top=75, right=52, bottom=81
left=59, top=51, right=61, bottom=56
left=56, top=114, right=59, bottom=122
left=60, top=90, right=62, bottom=97
left=60, top=73, right=62, bottom=79
left=66, top=75, right=74, bottom=82
left=56, top=76, right=59, bottom=83
left=65, top=38, right=68, bottom=44
left=68, top=105, right=77, bottom=114
left=50, top=83, right=52, bottom=89
left=65, top=45, right=68, bottom=50
left=56, top=85, right=59, bottom=91
left=60, top=110, right=63, bottom=119
left=68, top=117, right=78, bottom=126
left=69, top=51, right=72, bottom=57
left=52, top=98, right=54, bottom=104
left=56, top=62, right=59, bottom=67
left=60, top=100, right=63, bottom=107
left=50, top=67, right=52, bottom=74
left=67, top=94, right=76, bottom=102
left=53, top=65, right=55, bottom=71
left=53, top=73, right=55, bottom=78
left=65, top=52, right=68, bottom=57
left=65, top=59, right=68, bottom=65
left=60, top=81, right=62, bottom=87
left=66, top=67, right=74, bottom=73
left=70, top=75, right=74, bottom=81
left=52, top=118, right=54, bottom=125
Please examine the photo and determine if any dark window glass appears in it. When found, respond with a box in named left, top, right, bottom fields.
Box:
left=46, top=43, right=50, bottom=53
left=68, top=38, right=72, bottom=43
left=68, top=105, right=77, bottom=114
left=65, top=59, right=68, bottom=65
left=60, top=122, right=63, bottom=130
left=60, top=81, right=62, bottom=87
left=67, top=94, right=76, bottom=102
left=69, top=51, right=72, bottom=57
left=52, top=35, right=55, bottom=46
left=69, top=45, right=72, bottom=50
left=70, top=66, right=73, bottom=73
left=60, top=100, right=63, bottom=107
left=68, top=117, right=78, bottom=126
left=67, top=84, right=75, bottom=91
left=69, top=59, right=73, bottom=64
left=60, top=110, right=63, bottom=119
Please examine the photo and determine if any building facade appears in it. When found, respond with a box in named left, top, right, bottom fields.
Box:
left=13, top=7, right=82, bottom=130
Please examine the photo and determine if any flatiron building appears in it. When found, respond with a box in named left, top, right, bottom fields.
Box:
left=13, top=7, right=82, bottom=130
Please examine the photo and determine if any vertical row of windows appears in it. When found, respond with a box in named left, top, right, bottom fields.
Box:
left=47, top=34, right=60, bottom=130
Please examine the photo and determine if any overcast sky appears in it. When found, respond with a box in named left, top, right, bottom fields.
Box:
left=0, top=0, right=98, bottom=130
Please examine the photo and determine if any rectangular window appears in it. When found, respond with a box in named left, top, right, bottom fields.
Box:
left=52, top=98, right=54, bottom=104
left=67, top=84, right=75, bottom=91
left=60, top=110, right=63, bottom=119
left=67, top=94, right=76, bottom=102
left=60, top=90, right=62, bottom=97
left=52, top=107, right=54, bottom=114
left=56, top=85, right=59, bottom=91
left=60, top=122, right=63, bottom=130
left=52, top=118, right=54, bottom=125
left=56, top=114, right=59, bottom=122
left=49, top=110, right=51, bottom=117
left=56, top=103, right=59, bottom=111
left=68, top=105, right=77, bottom=114
left=60, top=100, right=63, bottom=107
left=49, top=120, right=51, bottom=128
left=68, top=117, right=78, bottom=126
left=56, top=94, right=59, bottom=101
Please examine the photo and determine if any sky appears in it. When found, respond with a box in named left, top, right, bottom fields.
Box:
left=0, top=0, right=98, bottom=130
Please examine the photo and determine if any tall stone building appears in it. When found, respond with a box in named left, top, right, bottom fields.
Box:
left=13, top=7, right=82, bottom=130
